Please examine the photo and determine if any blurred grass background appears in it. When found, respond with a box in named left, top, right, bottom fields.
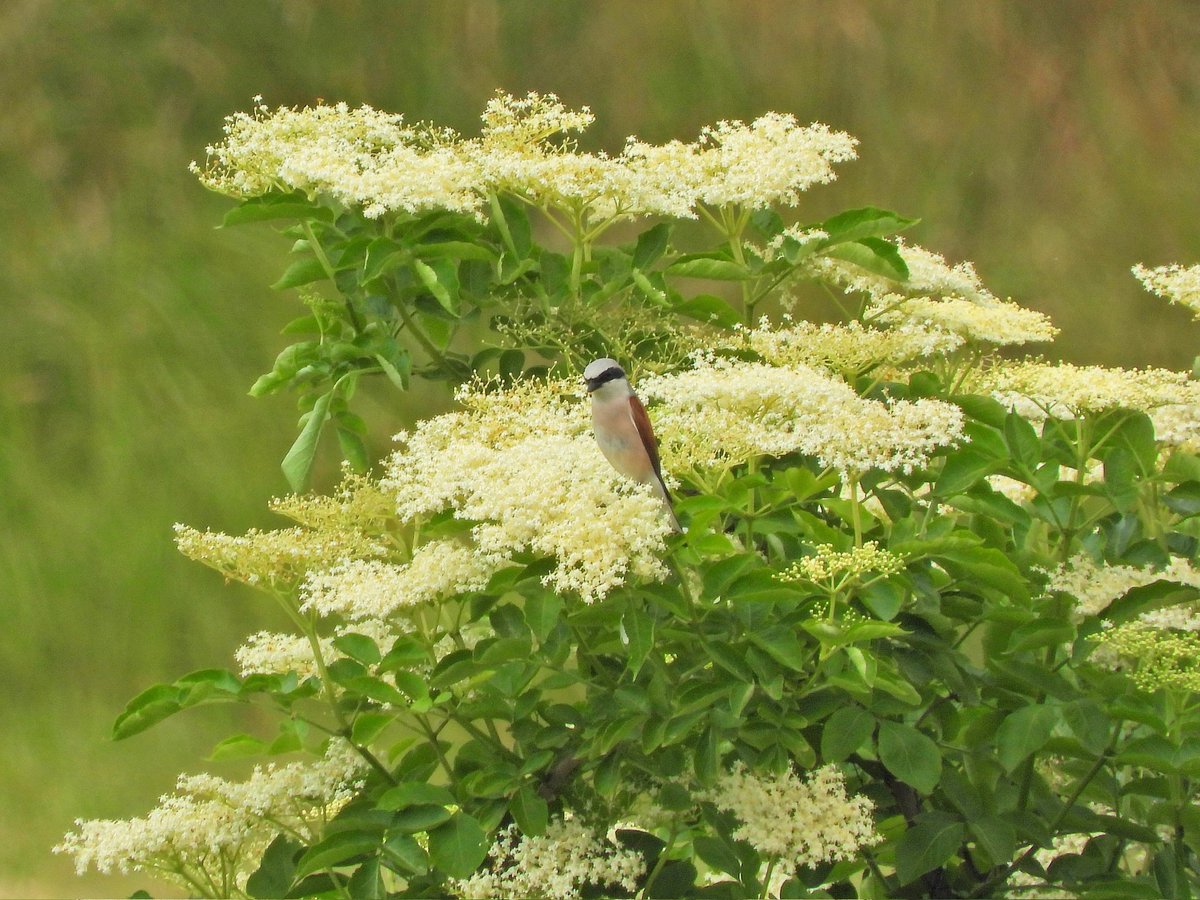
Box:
left=2, top=1, right=1199, bottom=894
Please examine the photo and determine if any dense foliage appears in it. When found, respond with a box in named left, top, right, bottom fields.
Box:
left=58, top=93, right=1200, bottom=899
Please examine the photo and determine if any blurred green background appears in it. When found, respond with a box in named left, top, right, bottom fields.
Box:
left=2, top=1, right=1199, bottom=895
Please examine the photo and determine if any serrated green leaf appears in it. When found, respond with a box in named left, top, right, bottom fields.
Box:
left=271, top=256, right=328, bottom=291
left=246, top=835, right=300, bottom=898
left=821, top=706, right=876, bottom=763
left=818, top=206, right=918, bottom=246
left=412, top=258, right=460, bottom=316
left=877, top=721, right=941, bottom=793
left=293, top=831, right=379, bottom=881
left=995, top=704, right=1059, bottom=772
left=509, top=785, right=549, bottom=836
left=281, top=391, right=333, bottom=492
left=633, top=222, right=673, bottom=269
left=667, top=256, right=747, bottom=280
left=428, top=814, right=488, bottom=878
left=374, top=351, right=411, bottom=390
left=332, top=633, right=382, bottom=665
left=895, top=813, right=965, bottom=886
left=822, top=238, right=908, bottom=281
left=672, top=294, right=741, bottom=328
left=222, top=195, right=334, bottom=227
left=112, top=684, right=183, bottom=740
left=621, top=608, right=654, bottom=678
left=747, top=626, right=808, bottom=672
left=208, top=733, right=268, bottom=761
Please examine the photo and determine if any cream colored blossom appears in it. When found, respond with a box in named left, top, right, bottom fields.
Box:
left=985, top=360, right=1200, bottom=420
left=702, top=764, right=878, bottom=887
left=739, top=317, right=963, bottom=377
left=1133, top=262, right=1200, bottom=318
left=381, top=380, right=670, bottom=603
left=54, top=741, right=366, bottom=891
left=192, top=99, right=482, bottom=217
left=300, top=542, right=499, bottom=620
left=173, top=523, right=384, bottom=588
left=1045, top=553, right=1200, bottom=620
left=480, top=91, right=594, bottom=146
left=987, top=474, right=1037, bottom=505
left=235, top=620, right=400, bottom=679
left=269, top=470, right=396, bottom=533
left=870, top=294, right=1057, bottom=346
left=1150, top=403, right=1200, bottom=452
left=640, top=357, right=964, bottom=476
left=452, top=818, right=646, bottom=900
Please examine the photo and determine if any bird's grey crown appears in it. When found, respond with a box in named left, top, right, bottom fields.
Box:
left=584, top=357, right=626, bottom=392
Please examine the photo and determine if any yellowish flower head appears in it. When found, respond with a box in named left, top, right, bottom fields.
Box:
left=870, top=294, right=1058, bottom=346
left=985, top=360, right=1200, bottom=420
left=1133, top=262, right=1200, bottom=318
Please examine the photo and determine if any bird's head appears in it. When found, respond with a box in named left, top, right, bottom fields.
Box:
left=583, top=357, right=627, bottom=394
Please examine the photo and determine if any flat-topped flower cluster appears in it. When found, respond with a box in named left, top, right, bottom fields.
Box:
left=192, top=91, right=857, bottom=222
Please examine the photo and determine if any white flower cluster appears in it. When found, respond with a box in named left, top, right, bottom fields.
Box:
left=194, top=93, right=857, bottom=222
left=300, top=543, right=498, bottom=621
left=870, top=294, right=1058, bottom=346
left=738, top=317, right=964, bottom=376
left=640, top=356, right=964, bottom=476
left=1044, top=552, right=1200, bottom=622
left=452, top=818, right=646, bottom=899
left=985, top=360, right=1200, bottom=420
left=54, top=741, right=366, bottom=890
left=703, top=764, right=879, bottom=885
left=381, top=380, right=671, bottom=603
left=1133, top=262, right=1200, bottom=318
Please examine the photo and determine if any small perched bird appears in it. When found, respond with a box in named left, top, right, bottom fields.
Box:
left=584, top=357, right=681, bottom=532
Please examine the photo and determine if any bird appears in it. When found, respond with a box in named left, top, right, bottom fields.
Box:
left=583, top=357, right=681, bottom=532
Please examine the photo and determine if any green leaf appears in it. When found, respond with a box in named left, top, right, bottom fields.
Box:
left=820, top=706, right=876, bottom=763
left=822, top=238, right=908, bottom=281
left=412, top=258, right=460, bottom=316
left=246, top=835, right=300, bottom=898
left=693, top=835, right=741, bottom=879
left=818, top=206, right=918, bottom=246
left=667, top=255, right=747, bottom=280
left=670, top=293, right=742, bottom=329
left=208, top=733, right=268, bottom=761
left=271, top=256, right=328, bottom=291
left=524, top=593, right=562, bottom=643
left=877, top=721, right=941, bottom=793
left=382, top=833, right=428, bottom=875
left=747, top=626, right=809, bottom=673
left=1004, top=411, right=1041, bottom=470
left=895, top=813, right=965, bottom=886
left=391, top=804, right=453, bottom=833
left=222, top=195, right=334, bottom=227
left=336, top=426, right=369, bottom=473
left=374, top=352, right=411, bottom=390
left=281, top=391, right=333, bottom=492
left=633, top=222, right=673, bottom=269
left=933, top=449, right=1000, bottom=497
left=428, top=814, right=489, bottom=879
left=351, top=712, right=394, bottom=745
left=509, top=785, right=549, bottom=837
left=293, top=831, right=380, bottom=881
left=621, top=608, right=655, bottom=678
left=378, top=782, right=456, bottom=810
left=112, top=684, right=183, bottom=739
left=968, top=815, right=1016, bottom=866
left=995, top=704, right=1058, bottom=772
left=333, top=633, right=382, bottom=665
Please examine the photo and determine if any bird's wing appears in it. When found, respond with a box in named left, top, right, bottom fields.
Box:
left=627, top=393, right=663, bottom=479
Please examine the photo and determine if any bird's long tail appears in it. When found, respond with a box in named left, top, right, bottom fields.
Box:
left=653, top=474, right=683, bottom=533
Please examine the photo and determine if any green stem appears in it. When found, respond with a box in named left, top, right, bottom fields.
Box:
left=393, top=288, right=451, bottom=371
left=638, top=823, right=679, bottom=899
left=302, top=221, right=363, bottom=332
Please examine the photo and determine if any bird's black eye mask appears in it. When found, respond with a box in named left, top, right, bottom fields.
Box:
left=585, top=366, right=625, bottom=392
